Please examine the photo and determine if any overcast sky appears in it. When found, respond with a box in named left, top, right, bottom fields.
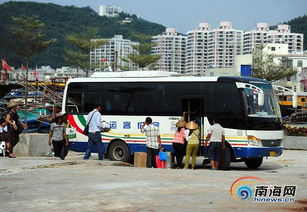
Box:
left=1, top=0, right=306, bottom=33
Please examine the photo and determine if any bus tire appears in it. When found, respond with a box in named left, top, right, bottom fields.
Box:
left=244, top=158, right=263, bottom=169
left=218, top=146, right=231, bottom=170
left=108, top=141, right=130, bottom=162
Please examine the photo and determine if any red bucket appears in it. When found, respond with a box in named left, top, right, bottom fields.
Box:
left=160, top=161, right=166, bottom=169
left=155, top=155, right=161, bottom=168
left=155, top=155, right=166, bottom=168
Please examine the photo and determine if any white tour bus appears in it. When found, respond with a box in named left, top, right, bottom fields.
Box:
left=62, top=71, right=283, bottom=169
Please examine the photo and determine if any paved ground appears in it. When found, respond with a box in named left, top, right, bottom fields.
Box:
left=0, top=150, right=306, bottom=212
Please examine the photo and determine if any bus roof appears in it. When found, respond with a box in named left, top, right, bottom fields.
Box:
left=67, top=71, right=269, bottom=84
left=91, top=71, right=179, bottom=78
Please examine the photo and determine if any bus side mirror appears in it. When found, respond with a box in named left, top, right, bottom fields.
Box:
left=258, top=92, right=264, bottom=107
left=293, top=93, right=298, bottom=108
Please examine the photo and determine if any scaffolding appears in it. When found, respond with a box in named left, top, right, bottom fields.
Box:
left=1, top=70, right=68, bottom=124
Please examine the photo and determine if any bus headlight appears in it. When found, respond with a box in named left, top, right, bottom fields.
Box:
left=247, top=136, right=262, bottom=146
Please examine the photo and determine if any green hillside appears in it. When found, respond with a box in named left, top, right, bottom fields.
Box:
left=271, top=15, right=307, bottom=50
left=0, top=1, right=165, bottom=68
left=283, top=15, right=307, bottom=50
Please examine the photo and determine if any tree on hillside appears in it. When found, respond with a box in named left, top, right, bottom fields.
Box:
left=0, top=15, right=56, bottom=74
left=123, top=34, right=161, bottom=70
left=0, top=15, right=56, bottom=122
left=283, top=15, right=307, bottom=50
left=251, top=45, right=296, bottom=82
left=65, top=27, right=107, bottom=77
left=0, top=2, right=165, bottom=67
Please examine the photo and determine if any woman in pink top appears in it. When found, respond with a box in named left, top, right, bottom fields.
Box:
left=172, top=120, right=186, bottom=168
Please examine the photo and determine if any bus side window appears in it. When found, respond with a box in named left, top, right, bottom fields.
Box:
left=301, top=98, right=305, bottom=102
left=84, top=92, right=101, bottom=113
left=67, top=105, right=79, bottom=114
left=67, top=93, right=82, bottom=114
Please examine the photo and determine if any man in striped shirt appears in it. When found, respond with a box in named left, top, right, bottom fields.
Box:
left=141, top=117, right=161, bottom=168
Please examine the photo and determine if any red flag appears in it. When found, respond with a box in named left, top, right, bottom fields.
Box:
left=2, top=58, right=13, bottom=71
left=103, top=58, right=108, bottom=63
left=33, top=66, right=38, bottom=81
left=21, top=64, right=26, bottom=71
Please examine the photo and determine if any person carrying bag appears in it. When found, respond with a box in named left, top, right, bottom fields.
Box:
left=83, top=104, right=104, bottom=160
left=82, top=111, right=96, bottom=136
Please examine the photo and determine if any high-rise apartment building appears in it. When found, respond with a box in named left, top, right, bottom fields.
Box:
left=186, top=22, right=243, bottom=75
left=90, top=35, right=139, bottom=71
left=243, top=23, right=304, bottom=54
left=98, top=5, right=123, bottom=17
left=152, top=28, right=186, bottom=73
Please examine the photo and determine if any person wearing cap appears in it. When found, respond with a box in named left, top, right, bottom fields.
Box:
left=48, top=113, right=68, bottom=159
left=205, top=119, right=225, bottom=170
left=5, top=100, right=27, bottom=158
left=172, top=119, right=187, bottom=168
left=184, top=121, right=200, bottom=169
left=141, top=117, right=161, bottom=168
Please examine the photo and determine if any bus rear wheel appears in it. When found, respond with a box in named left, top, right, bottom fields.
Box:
left=218, top=146, right=231, bottom=170
left=108, top=141, right=130, bottom=162
left=244, top=158, right=263, bottom=169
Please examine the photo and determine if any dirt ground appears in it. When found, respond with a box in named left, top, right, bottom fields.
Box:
left=0, top=150, right=306, bottom=212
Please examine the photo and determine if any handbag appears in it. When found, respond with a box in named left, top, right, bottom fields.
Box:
left=82, top=111, right=96, bottom=136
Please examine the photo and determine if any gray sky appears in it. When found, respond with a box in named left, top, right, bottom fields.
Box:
left=1, top=0, right=306, bottom=33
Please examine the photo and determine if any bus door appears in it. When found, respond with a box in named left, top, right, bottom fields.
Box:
left=182, top=99, right=204, bottom=155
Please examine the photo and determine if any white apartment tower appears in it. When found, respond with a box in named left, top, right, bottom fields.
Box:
left=244, top=23, right=304, bottom=54
left=90, top=35, right=139, bottom=71
left=98, top=5, right=123, bottom=17
left=186, top=22, right=243, bottom=75
left=152, top=28, right=186, bottom=73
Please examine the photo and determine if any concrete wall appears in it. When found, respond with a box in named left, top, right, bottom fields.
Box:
left=12, top=134, right=307, bottom=157
left=283, top=136, right=307, bottom=150
left=14, top=134, right=50, bottom=157
left=205, top=67, right=237, bottom=77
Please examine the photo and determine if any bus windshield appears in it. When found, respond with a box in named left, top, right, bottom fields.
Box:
left=243, top=83, right=281, bottom=119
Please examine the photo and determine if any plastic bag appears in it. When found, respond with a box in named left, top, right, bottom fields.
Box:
left=159, top=151, right=167, bottom=161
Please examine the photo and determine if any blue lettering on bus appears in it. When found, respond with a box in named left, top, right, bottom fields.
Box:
left=153, top=122, right=160, bottom=127
left=123, top=121, right=131, bottom=129
left=137, top=122, right=144, bottom=129
left=110, top=121, right=117, bottom=129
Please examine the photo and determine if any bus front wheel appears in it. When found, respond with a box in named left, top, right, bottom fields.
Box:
left=244, top=158, right=263, bottom=169
left=108, top=141, right=130, bottom=162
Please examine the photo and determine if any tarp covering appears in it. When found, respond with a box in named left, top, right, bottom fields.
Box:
left=0, top=83, right=22, bottom=99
